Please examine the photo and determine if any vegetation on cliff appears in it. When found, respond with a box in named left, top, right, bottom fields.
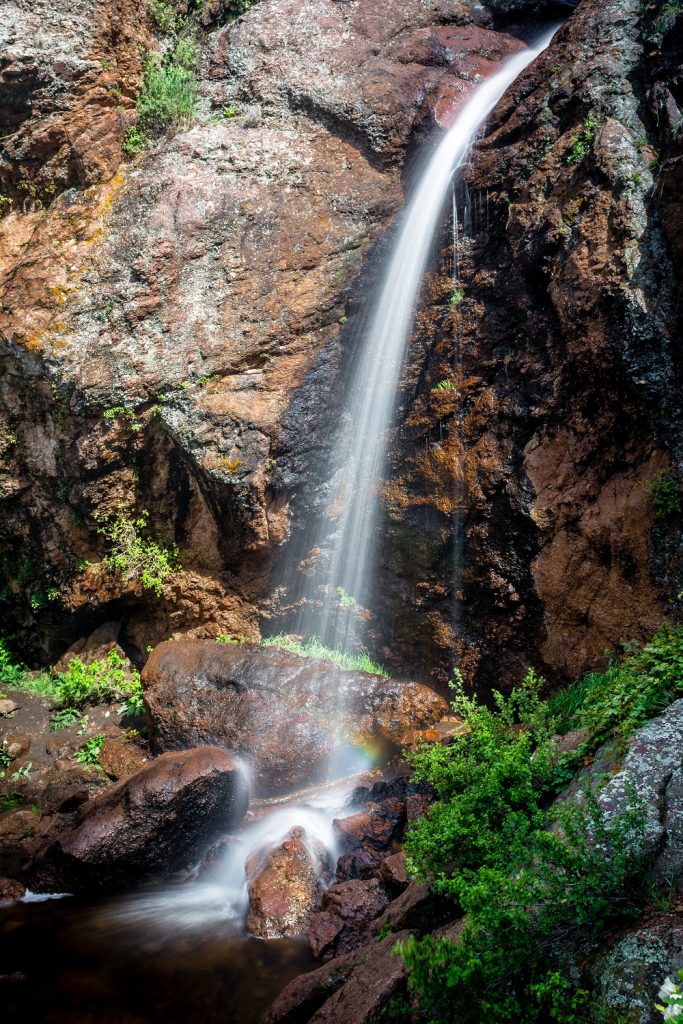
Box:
left=398, top=626, right=683, bottom=1022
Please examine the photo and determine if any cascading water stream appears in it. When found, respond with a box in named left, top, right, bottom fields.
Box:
left=295, top=28, right=557, bottom=651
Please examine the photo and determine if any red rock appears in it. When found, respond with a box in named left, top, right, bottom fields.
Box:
left=0, top=876, right=26, bottom=903
left=309, top=878, right=392, bottom=960
left=246, top=827, right=331, bottom=939
left=379, top=852, right=409, bottom=891
left=99, top=735, right=149, bottom=781
left=28, top=747, right=249, bottom=893
left=142, top=642, right=446, bottom=796
left=266, top=930, right=412, bottom=1024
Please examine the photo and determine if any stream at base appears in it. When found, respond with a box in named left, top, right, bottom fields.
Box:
left=0, top=770, right=369, bottom=1023
left=0, top=893, right=314, bottom=1023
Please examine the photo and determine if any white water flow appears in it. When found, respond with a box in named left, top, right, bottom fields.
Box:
left=302, top=30, right=556, bottom=649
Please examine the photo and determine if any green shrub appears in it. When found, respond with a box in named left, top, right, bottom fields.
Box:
left=148, top=0, right=180, bottom=32
left=50, top=707, right=81, bottom=732
left=547, top=624, right=683, bottom=750
left=449, top=287, right=465, bottom=307
left=75, top=733, right=105, bottom=767
left=53, top=650, right=143, bottom=711
left=401, top=673, right=648, bottom=1022
left=0, top=638, right=53, bottom=695
left=225, top=0, right=258, bottom=15
left=431, top=379, right=455, bottom=393
left=565, top=111, right=601, bottom=165
left=125, top=31, right=198, bottom=154
left=96, top=508, right=179, bottom=596
left=646, top=471, right=682, bottom=519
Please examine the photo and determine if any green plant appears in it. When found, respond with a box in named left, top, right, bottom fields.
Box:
left=221, top=105, right=239, bottom=119
left=216, top=634, right=247, bottom=645
left=430, top=379, right=455, bottom=393
left=31, top=804, right=41, bottom=817
left=339, top=315, right=349, bottom=325
left=11, top=762, right=32, bottom=782
left=336, top=587, right=357, bottom=608
left=400, top=673, right=648, bottom=1023
left=50, top=707, right=81, bottom=731
left=656, top=0, right=682, bottom=33
left=103, top=406, right=141, bottom=432
left=261, top=634, right=389, bottom=677
left=449, top=286, right=465, bottom=307
left=123, top=124, right=147, bottom=155
left=547, top=624, right=683, bottom=753
left=565, top=111, right=601, bottom=165
left=148, top=0, right=181, bottom=32
left=376, top=923, right=393, bottom=941
left=53, top=650, right=143, bottom=711
left=75, top=733, right=105, bottom=767
left=0, top=792, right=24, bottom=812
left=96, top=508, right=180, bottom=595
left=646, top=471, right=682, bottom=518
left=0, top=637, right=28, bottom=686
left=225, top=0, right=258, bottom=14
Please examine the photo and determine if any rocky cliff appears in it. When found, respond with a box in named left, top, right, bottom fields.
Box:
left=0, top=0, right=680, bottom=688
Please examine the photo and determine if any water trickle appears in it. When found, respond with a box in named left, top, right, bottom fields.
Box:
left=294, top=29, right=558, bottom=650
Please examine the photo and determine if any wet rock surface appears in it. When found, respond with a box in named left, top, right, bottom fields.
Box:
left=266, top=929, right=413, bottom=1024
left=141, top=641, right=447, bottom=795
left=246, top=826, right=332, bottom=939
left=26, top=746, right=249, bottom=892
left=0, top=0, right=547, bottom=668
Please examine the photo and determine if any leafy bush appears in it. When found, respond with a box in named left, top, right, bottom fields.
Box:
left=547, top=624, right=683, bottom=750
left=75, top=734, right=105, bottom=767
left=125, top=31, right=197, bottom=153
left=565, top=111, right=601, bottom=165
left=430, top=379, right=455, bottom=393
left=225, top=0, right=258, bottom=14
left=96, top=508, right=179, bottom=596
left=148, top=0, right=180, bottom=32
left=52, top=650, right=143, bottom=712
left=646, top=471, right=682, bottom=519
left=50, top=707, right=81, bottom=732
left=0, top=638, right=53, bottom=695
left=401, top=673, right=648, bottom=1022
left=261, top=634, right=389, bottom=677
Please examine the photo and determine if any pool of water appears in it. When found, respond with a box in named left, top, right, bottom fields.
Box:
left=0, top=886, right=314, bottom=1023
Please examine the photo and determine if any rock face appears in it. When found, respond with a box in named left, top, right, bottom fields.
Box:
left=368, top=0, right=683, bottom=688
left=0, top=0, right=531, bottom=665
left=246, top=826, right=331, bottom=939
left=141, top=641, right=448, bottom=794
left=27, top=746, right=249, bottom=892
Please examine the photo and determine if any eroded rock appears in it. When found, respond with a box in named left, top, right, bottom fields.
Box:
left=142, top=641, right=447, bottom=795
left=28, top=746, right=249, bottom=892
left=246, top=827, right=331, bottom=939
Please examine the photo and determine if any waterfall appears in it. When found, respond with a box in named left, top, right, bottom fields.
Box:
left=292, top=29, right=557, bottom=651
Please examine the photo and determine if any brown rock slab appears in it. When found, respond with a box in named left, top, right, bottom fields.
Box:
left=99, top=735, right=149, bottom=781
left=0, top=699, right=18, bottom=716
left=246, top=826, right=331, bottom=939
left=142, top=642, right=447, bottom=796
left=28, top=747, right=249, bottom=893
left=0, top=876, right=26, bottom=903
left=309, top=878, right=392, bottom=960
left=265, top=930, right=412, bottom=1024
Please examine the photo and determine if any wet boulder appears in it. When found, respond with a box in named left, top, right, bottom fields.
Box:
left=246, top=826, right=332, bottom=939
left=265, top=930, right=413, bottom=1024
left=308, top=878, right=392, bottom=960
left=28, top=747, right=249, bottom=893
left=142, top=642, right=447, bottom=796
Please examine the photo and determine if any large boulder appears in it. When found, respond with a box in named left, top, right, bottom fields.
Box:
left=141, top=642, right=447, bottom=795
left=265, top=929, right=413, bottom=1024
left=308, top=878, right=392, bottom=960
left=246, top=826, right=332, bottom=939
left=27, top=746, right=249, bottom=892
